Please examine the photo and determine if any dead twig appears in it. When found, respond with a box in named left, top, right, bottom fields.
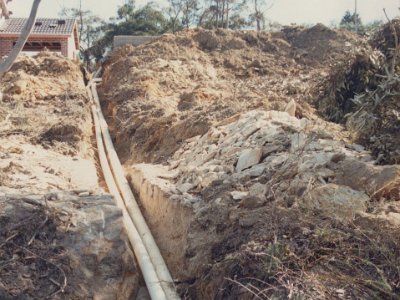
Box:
left=27, top=214, right=49, bottom=246
left=11, top=242, right=67, bottom=298
left=0, top=232, right=19, bottom=248
left=224, top=277, right=264, bottom=299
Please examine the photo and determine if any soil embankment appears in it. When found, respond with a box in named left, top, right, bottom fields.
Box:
left=0, top=52, right=138, bottom=299
left=100, top=24, right=400, bottom=299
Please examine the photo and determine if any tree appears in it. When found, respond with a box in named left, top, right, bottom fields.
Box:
left=181, top=0, right=200, bottom=29
left=0, top=0, right=10, bottom=19
left=117, top=0, right=135, bottom=22
left=364, top=20, right=384, bottom=31
left=248, top=0, right=272, bottom=31
left=229, top=13, right=248, bottom=29
left=0, top=0, right=41, bottom=75
left=59, top=5, right=103, bottom=49
left=197, top=0, right=247, bottom=29
left=59, top=1, right=103, bottom=68
left=340, top=10, right=364, bottom=33
left=167, top=0, right=183, bottom=33
left=86, top=2, right=170, bottom=61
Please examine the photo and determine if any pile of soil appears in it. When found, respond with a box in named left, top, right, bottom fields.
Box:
left=100, top=24, right=400, bottom=299
left=0, top=52, right=99, bottom=194
left=0, top=52, right=139, bottom=299
left=0, top=51, right=90, bottom=154
left=99, top=25, right=360, bottom=164
left=316, top=19, right=400, bottom=164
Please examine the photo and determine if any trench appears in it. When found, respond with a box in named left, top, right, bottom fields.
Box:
left=87, top=77, right=181, bottom=300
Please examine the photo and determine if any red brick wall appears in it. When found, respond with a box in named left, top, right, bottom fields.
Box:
left=0, top=36, right=69, bottom=58
left=0, top=37, right=14, bottom=58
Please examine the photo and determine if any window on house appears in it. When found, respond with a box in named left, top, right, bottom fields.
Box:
left=13, top=41, right=62, bottom=52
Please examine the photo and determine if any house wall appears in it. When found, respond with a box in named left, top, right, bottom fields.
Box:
left=68, top=35, right=78, bottom=60
left=0, top=36, right=13, bottom=58
left=0, top=36, right=70, bottom=58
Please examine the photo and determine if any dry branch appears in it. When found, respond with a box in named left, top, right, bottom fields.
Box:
left=0, top=0, right=10, bottom=19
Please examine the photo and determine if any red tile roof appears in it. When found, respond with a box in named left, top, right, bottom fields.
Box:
left=0, top=18, right=76, bottom=36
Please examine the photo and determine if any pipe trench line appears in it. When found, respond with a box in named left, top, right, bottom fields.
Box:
left=87, top=76, right=179, bottom=300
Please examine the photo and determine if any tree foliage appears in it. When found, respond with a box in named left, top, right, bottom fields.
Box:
left=340, top=10, right=364, bottom=34
left=59, top=6, right=103, bottom=50
left=86, top=2, right=170, bottom=61
left=66, top=0, right=279, bottom=65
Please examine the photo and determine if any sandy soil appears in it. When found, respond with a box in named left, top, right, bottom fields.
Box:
left=0, top=52, right=100, bottom=194
left=0, top=52, right=138, bottom=299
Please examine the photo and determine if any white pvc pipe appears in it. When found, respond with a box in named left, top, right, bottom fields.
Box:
left=91, top=104, right=168, bottom=300
left=90, top=83, right=179, bottom=300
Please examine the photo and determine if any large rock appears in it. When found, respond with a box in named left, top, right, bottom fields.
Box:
left=0, top=193, right=138, bottom=299
left=303, top=184, right=369, bottom=220
left=336, top=158, right=400, bottom=200
left=235, top=148, right=262, bottom=172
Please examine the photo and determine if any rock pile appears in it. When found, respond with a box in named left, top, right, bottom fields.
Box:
left=129, top=109, right=400, bottom=298
left=166, top=110, right=398, bottom=218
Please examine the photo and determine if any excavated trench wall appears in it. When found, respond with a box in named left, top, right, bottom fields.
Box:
left=126, top=164, right=194, bottom=280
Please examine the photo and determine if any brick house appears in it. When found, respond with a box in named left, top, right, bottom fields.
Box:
left=0, top=18, right=79, bottom=59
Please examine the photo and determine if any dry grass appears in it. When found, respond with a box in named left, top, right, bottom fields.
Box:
left=202, top=208, right=400, bottom=299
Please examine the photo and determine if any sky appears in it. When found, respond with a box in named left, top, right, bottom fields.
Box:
left=6, top=0, right=400, bottom=26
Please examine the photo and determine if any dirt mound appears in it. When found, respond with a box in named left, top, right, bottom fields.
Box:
left=317, top=20, right=400, bottom=164
left=281, top=23, right=363, bottom=66
left=0, top=52, right=99, bottom=194
left=0, top=51, right=90, bottom=154
left=100, top=27, right=359, bottom=164
left=194, top=209, right=400, bottom=299
left=100, top=24, right=400, bottom=299
left=0, top=52, right=138, bottom=299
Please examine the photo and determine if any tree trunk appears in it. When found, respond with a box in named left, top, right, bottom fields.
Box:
left=215, top=0, right=219, bottom=28
left=0, top=0, right=42, bottom=76
left=225, top=1, right=229, bottom=28
left=79, top=0, right=84, bottom=42
left=0, top=0, right=10, bottom=19
left=221, top=0, right=225, bottom=28
left=254, top=0, right=260, bottom=31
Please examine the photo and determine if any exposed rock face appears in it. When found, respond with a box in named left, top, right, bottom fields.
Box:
left=0, top=193, right=138, bottom=299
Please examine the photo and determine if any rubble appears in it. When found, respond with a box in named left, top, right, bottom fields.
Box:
left=100, top=25, right=359, bottom=164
